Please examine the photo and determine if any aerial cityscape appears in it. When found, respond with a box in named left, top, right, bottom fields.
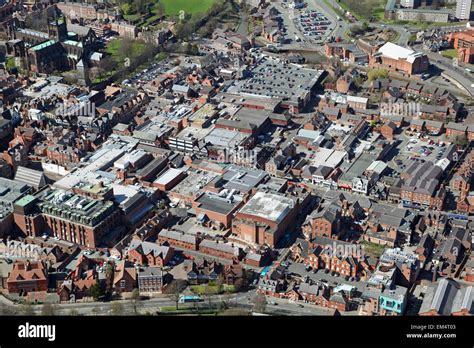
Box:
left=0, top=0, right=473, bottom=321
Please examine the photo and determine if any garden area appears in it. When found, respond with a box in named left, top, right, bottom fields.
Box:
left=441, top=49, right=458, bottom=60
left=336, top=0, right=385, bottom=21
left=160, top=0, right=217, bottom=16
left=190, top=284, right=236, bottom=296
left=361, top=241, right=387, bottom=258
left=89, top=37, right=156, bottom=84
left=120, top=0, right=220, bottom=28
left=105, top=38, right=148, bottom=66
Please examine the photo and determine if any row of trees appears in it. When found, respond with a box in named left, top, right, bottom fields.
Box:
left=173, top=0, right=237, bottom=40
left=0, top=287, right=267, bottom=316
left=121, top=0, right=151, bottom=17
left=90, top=37, right=158, bottom=84
left=0, top=302, right=79, bottom=316
left=348, top=22, right=369, bottom=37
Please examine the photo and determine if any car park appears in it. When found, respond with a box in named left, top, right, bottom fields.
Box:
left=295, top=9, right=332, bottom=42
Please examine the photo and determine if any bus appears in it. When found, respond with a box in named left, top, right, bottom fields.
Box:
left=178, top=295, right=203, bottom=304
left=260, top=266, right=270, bottom=277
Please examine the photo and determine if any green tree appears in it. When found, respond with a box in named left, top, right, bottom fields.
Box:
left=453, top=135, right=468, bottom=147
left=204, top=285, right=215, bottom=308
left=156, top=52, right=167, bottom=61
left=352, top=75, right=365, bottom=89
left=131, top=288, right=141, bottom=315
left=118, top=38, right=134, bottom=60
left=135, top=0, right=148, bottom=14
left=88, top=282, right=105, bottom=301
left=166, top=280, right=187, bottom=310
left=233, top=278, right=247, bottom=293
left=121, top=3, right=135, bottom=16
left=100, top=56, right=115, bottom=71
left=155, top=2, right=165, bottom=18
left=368, top=68, right=389, bottom=81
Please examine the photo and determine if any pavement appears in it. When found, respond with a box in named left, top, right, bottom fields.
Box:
left=1, top=288, right=333, bottom=316
left=1, top=291, right=255, bottom=315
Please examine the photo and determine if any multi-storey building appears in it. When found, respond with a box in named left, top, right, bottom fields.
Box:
left=232, top=191, right=298, bottom=247
left=302, top=203, right=342, bottom=240
left=137, top=267, right=163, bottom=293
left=370, top=42, right=429, bottom=76
left=13, top=189, right=120, bottom=248
left=456, top=0, right=472, bottom=20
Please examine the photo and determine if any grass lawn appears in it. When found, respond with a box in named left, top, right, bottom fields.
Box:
left=160, top=306, right=185, bottom=312
left=372, top=8, right=385, bottom=21
left=338, top=0, right=385, bottom=21
left=441, top=49, right=458, bottom=59
left=323, top=0, right=347, bottom=22
left=141, top=14, right=162, bottom=27
left=123, top=13, right=142, bottom=22
left=160, top=0, right=217, bottom=16
left=361, top=241, right=386, bottom=258
left=105, top=38, right=147, bottom=65
left=6, top=57, right=15, bottom=70
left=156, top=52, right=168, bottom=61
left=159, top=305, right=220, bottom=315
left=190, top=284, right=235, bottom=295
left=218, top=308, right=251, bottom=316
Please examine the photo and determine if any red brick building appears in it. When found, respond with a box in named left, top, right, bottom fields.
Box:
left=370, top=42, right=429, bottom=76
left=232, top=192, right=298, bottom=247
left=13, top=190, right=121, bottom=248
left=126, top=239, right=174, bottom=267
left=447, top=30, right=474, bottom=64
left=380, top=121, right=397, bottom=140
left=199, top=239, right=242, bottom=261
left=7, top=261, right=48, bottom=295
left=113, top=261, right=137, bottom=294
left=158, top=229, right=199, bottom=251
left=445, top=122, right=467, bottom=139
left=298, top=282, right=330, bottom=306
left=302, top=203, right=341, bottom=240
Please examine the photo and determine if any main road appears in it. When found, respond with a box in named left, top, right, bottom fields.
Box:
left=0, top=289, right=328, bottom=316
left=422, top=50, right=474, bottom=97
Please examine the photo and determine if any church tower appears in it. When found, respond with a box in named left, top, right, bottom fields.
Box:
left=48, top=16, right=68, bottom=42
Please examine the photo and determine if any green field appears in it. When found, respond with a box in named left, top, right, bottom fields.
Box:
left=6, top=57, right=16, bottom=70
left=190, top=284, right=235, bottom=295
left=161, top=0, right=216, bottom=16
left=441, top=48, right=458, bottom=59
left=339, top=0, right=385, bottom=21
left=105, top=38, right=147, bottom=64
left=361, top=241, right=386, bottom=258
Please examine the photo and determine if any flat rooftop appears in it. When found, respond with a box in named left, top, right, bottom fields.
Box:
left=228, top=57, right=323, bottom=103
left=238, top=191, right=295, bottom=223
left=154, top=168, right=184, bottom=186
left=220, top=165, right=268, bottom=193
left=195, top=192, right=242, bottom=215
left=170, top=171, right=216, bottom=198
left=205, top=127, right=249, bottom=148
